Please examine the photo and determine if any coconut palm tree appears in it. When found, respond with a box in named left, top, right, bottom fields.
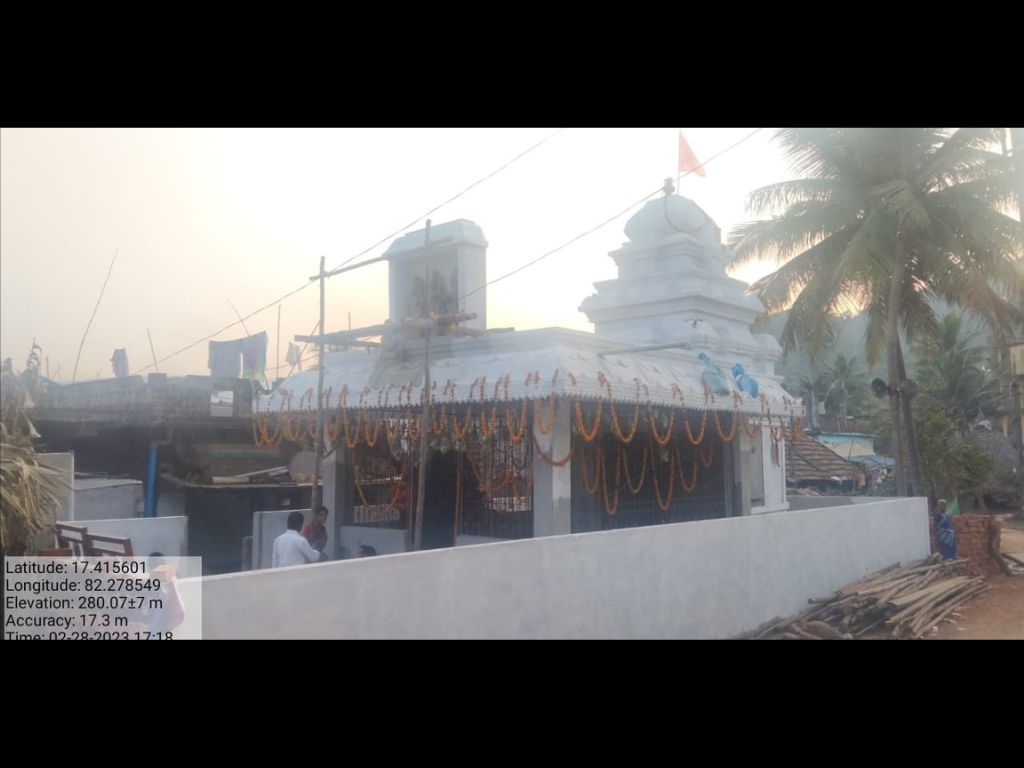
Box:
left=915, top=313, right=992, bottom=433
left=825, top=352, right=865, bottom=425
left=794, top=367, right=830, bottom=432
left=729, top=128, right=1023, bottom=497
left=1, top=345, right=66, bottom=555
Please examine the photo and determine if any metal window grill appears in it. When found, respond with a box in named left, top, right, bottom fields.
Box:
left=570, top=404, right=728, bottom=533
left=344, top=405, right=533, bottom=539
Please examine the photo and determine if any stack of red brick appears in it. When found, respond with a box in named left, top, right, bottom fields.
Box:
left=951, top=514, right=1004, bottom=576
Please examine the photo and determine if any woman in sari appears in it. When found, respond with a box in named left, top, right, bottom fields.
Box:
left=302, top=506, right=330, bottom=560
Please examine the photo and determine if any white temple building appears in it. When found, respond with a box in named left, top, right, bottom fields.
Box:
left=256, top=184, right=802, bottom=558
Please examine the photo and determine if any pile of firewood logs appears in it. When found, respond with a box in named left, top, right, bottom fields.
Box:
left=756, top=555, right=989, bottom=640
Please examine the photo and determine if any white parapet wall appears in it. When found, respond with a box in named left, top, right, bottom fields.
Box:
left=338, top=526, right=406, bottom=559
left=195, top=497, right=929, bottom=639
left=62, top=516, right=188, bottom=556
left=71, top=478, right=144, bottom=521
left=37, top=452, right=74, bottom=550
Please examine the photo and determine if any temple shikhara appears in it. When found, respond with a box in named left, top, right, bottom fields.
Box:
left=255, top=183, right=804, bottom=556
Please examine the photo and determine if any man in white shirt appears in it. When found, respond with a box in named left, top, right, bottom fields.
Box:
left=272, top=512, right=322, bottom=568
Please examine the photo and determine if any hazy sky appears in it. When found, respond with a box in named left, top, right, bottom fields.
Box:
left=0, top=128, right=793, bottom=380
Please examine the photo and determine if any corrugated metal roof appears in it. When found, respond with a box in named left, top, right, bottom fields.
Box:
left=848, top=454, right=895, bottom=469
left=258, top=328, right=799, bottom=416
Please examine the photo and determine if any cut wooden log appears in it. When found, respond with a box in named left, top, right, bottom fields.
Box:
left=910, top=585, right=990, bottom=639
left=853, top=617, right=888, bottom=637
left=789, top=625, right=822, bottom=640
left=887, top=577, right=971, bottom=610
left=907, top=582, right=988, bottom=638
left=753, top=615, right=795, bottom=640
left=896, top=579, right=985, bottom=637
left=835, top=562, right=904, bottom=594
left=885, top=577, right=976, bottom=625
left=749, top=555, right=987, bottom=641
left=804, top=621, right=843, bottom=640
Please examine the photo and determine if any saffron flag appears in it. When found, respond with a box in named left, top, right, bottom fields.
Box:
left=678, top=130, right=706, bottom=177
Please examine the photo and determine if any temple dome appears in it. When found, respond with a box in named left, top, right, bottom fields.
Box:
left=623, top=193, right=722, bottom=249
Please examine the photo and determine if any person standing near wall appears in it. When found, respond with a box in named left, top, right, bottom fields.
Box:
left=273, top=512, right=322, bottom=567
left=930, top=499, right=958, bottom=560
left=302, top=506, right=329, bottom=561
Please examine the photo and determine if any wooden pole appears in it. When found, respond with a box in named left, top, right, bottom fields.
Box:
left=413, top=221, right=434, bottom=552
left=72, top=249, right=118, bottom=382
left=312, top=256, right=327, bottom=513
left=276, top=305, right=282, bottom=383
left=146, top=328, right=160, bottom=373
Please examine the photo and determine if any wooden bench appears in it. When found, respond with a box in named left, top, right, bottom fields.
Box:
left=54, top=523, right=89, bottom=556
left=84, top=532, right=134, bottom=557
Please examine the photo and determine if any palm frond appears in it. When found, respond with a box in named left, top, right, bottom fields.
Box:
left=745, top=178, right=860, bottom=216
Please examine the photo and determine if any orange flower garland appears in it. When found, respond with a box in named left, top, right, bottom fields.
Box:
left=619, top=444, right=649, bottom=494
left=601, top=449, right=620, bottom=516
left=676, top=453, right=699, bottom=493
left=700, top=445, right=715, bottom=468
left=531, top=432, right=575, bottom=467
left=505, top=400, right=529, bottom=443
left=573, top=397, right=603, bottom=442
left=684, top=410, right=707, bottom=445
left=713, top=409, right=738, bottom=443
left=650, top=451, right=676, bottom=513
left=533, top=392, right=557, bottom=435
left=648, top=406, right=675, bottom=447
left=579, top=442, right=602, bottom=494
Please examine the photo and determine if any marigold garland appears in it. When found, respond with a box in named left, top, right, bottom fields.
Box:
left=650, top=450, right=676, bottom=513
left=283, top=410, right=304, bottom=443
left=480, top=403, right=499, bottom=438
left=608, top=399, right=641, bottom=443
left=684, top=456, right=700, bottom=493
left=676, top=452, right=699, bottom=493
left=364, top=410, right=382, bottom=447
left=684, top=410, right=708, bottom=445
left=430, top=401, right=446, bottom=437
left=714, top=409, right=738, bottom=443
left=619, top=444, right=649, bottom=494
left=505, top=400, right=529, bottom=443
left=454, top=455, right=463, bottom=538
left=531, top=432, right=574, bottom=467
left=342, top=408, right=363, bottom=449
left=451, top=405, right=472, bottom=439
left=601, top=449, right=620, bottom=516
left=533, top=392, right=557, bottom=435
left=700, top=445, right=715, bottom=468
left=579, top=442, right=602, bottom=495
left=648, top=406, right=675, bottom=447
left=573, top=397, right=603, bottom=442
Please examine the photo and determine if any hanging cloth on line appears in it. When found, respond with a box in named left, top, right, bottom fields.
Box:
left=208, top=339, right=243, bottom=378
left=285, top=342, right=303, bottom=371
left=111, top=349, right=129, bottom=378
left=209, top=332, right=267, bottom=379
left=241, top=331, right=268, bottom=380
